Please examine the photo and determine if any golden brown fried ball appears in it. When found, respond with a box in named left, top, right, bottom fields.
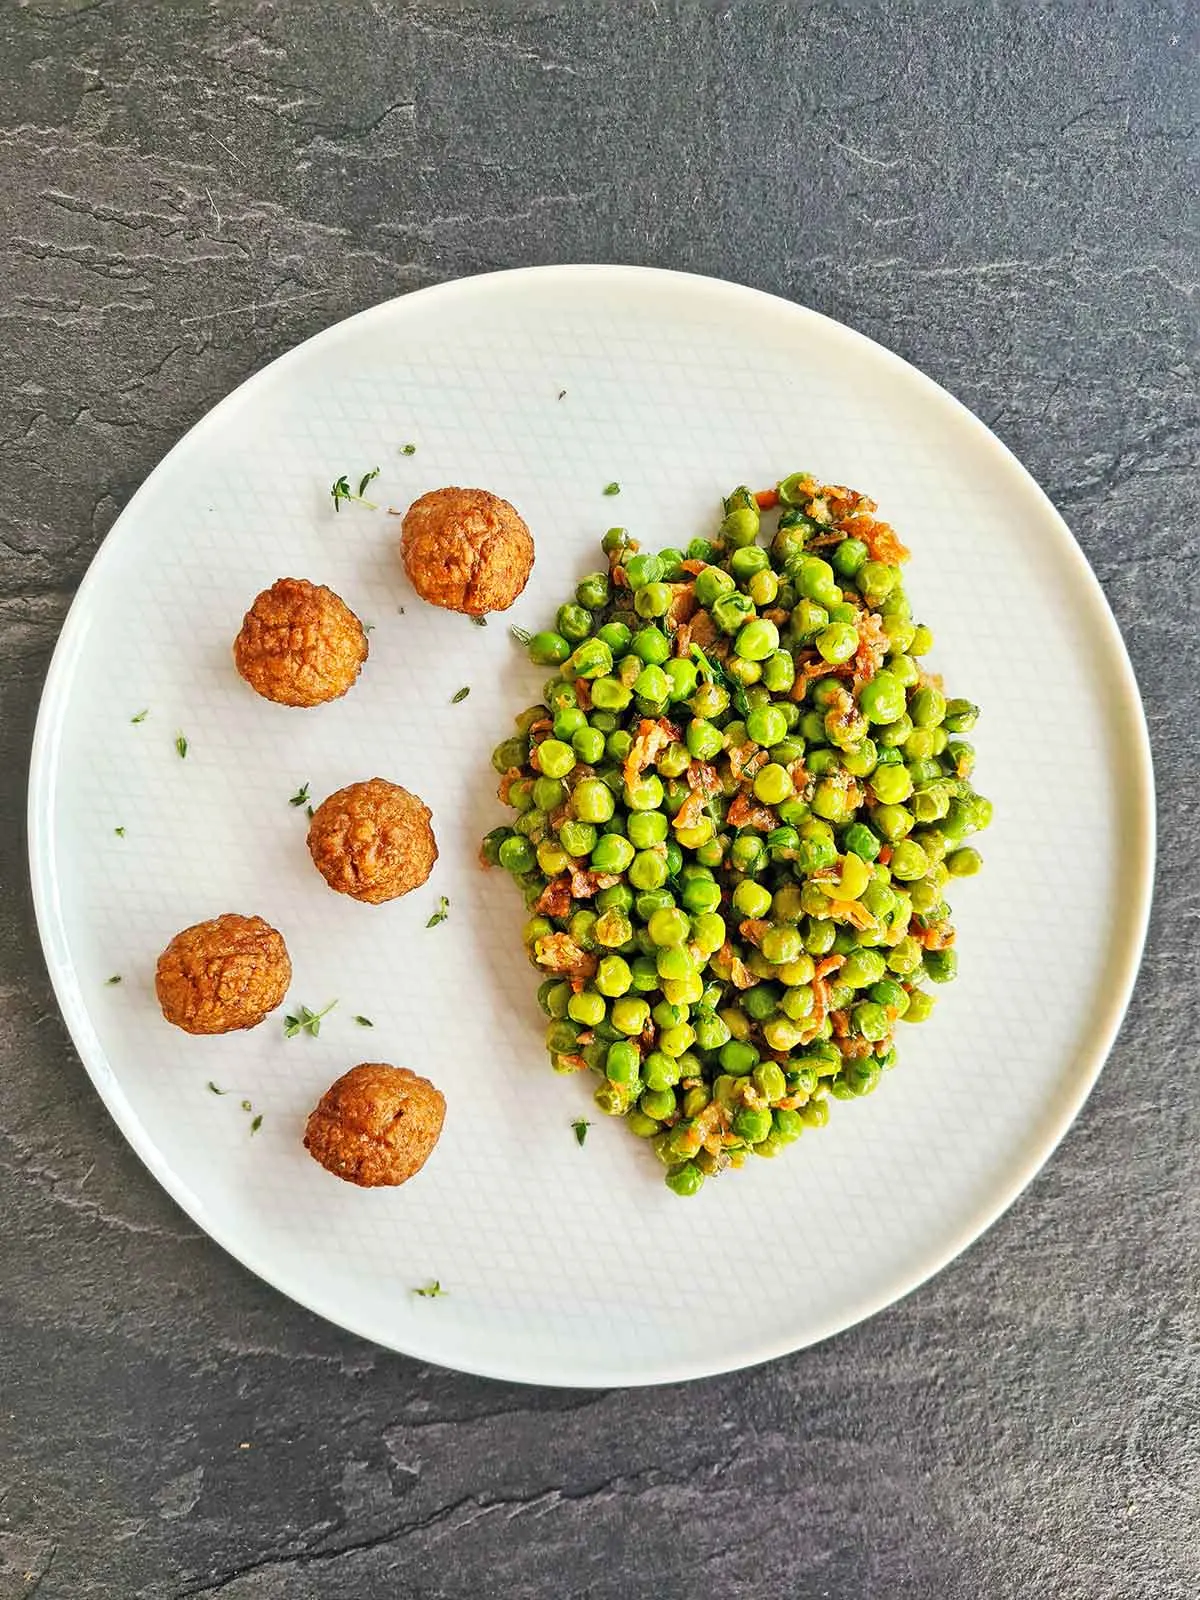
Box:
left=155, top=913, right=291, bottom=1035
left=307, top=777, right=438, bottom=904
left=234, top=577, right=368, bottom=707
left=304, top=1063, right=446, bottom=1187
left=400, top=487, right=534, bottom=615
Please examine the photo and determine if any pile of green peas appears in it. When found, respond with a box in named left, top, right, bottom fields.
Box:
left=482, top=474, right=991, bottom=1196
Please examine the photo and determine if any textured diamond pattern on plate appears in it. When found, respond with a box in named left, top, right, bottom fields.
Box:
left=30, top=269, right=1150, bottom=1385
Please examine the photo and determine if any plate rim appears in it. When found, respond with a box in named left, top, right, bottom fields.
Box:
left=26, top=263, right=1157, bottom=1385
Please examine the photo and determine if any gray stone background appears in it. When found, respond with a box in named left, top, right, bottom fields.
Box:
left=1, top=1, right=1195, bottom=1596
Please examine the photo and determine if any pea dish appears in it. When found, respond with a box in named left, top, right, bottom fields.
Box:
left=483, top=472, right=992, bottom=1197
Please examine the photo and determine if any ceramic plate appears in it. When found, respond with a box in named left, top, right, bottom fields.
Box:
left=28, top=266, right=1154, bottom=1385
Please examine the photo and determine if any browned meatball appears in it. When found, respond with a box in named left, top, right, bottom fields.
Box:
left=234, top=577, right=368, bottom=707
left=304, top=1063, right=446, bottom=1187
left=155, top=913, right=291, bottom=1035
left=307, top=777, right=437, bottom=904
left=400, top=487, right=534, bottom=615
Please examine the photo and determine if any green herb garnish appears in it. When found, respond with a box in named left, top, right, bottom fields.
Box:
left=250, top=1114, right=263, bottom=1135
left=413, top=1280, right=446, bottom=1298
left=426, top=896, right=449, bottom=928
left=572, top=1118, right=591, bottom=1147
left=130, top=709, right=149, bottom=724
left=283, top=999, right=338, bottom=1039
left=105, top=975, right=122, bottom=986
left=289, top=782, right=310, bottom=808
left=207, top=1082, right=227, bottom=1095
left=354, top=1015, right=374, bottom=1027
left=603, top=481, right=621, bottom=496
left=400, top=443, right=417, bottom=456
left=510, top=625, right=532, bottom=645
left=451, top=685, right=470, bottom=704
left=175, top=732, right=188, bottom=759
left=470, top=615, right=487, bottom=627
left=331, top=468, right=379, bottom=512
left=114, top=826, right=126, bottom=838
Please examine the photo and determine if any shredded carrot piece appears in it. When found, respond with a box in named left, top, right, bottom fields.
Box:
left=754, top=487, right=779, bottom=510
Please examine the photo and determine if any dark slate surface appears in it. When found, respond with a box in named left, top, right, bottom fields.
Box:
left=1, top=2, right=1195, bottom=1596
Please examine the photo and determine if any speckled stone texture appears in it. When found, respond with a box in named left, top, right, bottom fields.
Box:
left=1, top=2, right=1195, bottom=1596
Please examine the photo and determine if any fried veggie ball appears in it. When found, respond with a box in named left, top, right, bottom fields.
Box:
left=400, top=487, right=534, bottom=615
left=234, top=577, right=368, bottom=707
left=155, top=913, right=291, bottom=1035
left=307, top=777, right=437, bottom=904
left=304, top=1063, right=446, bottom=1187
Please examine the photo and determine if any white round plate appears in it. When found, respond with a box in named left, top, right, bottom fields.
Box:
left=29, top=266, right=1153, bottom=1386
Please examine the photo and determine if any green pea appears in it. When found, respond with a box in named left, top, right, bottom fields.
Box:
left=529, top=630, right=572, bottom=666
left=628, top=849, right=669, bottom=891
left=536, top=839, right=569, bottom=876
left=747, top=569, right=779, bottom=607
left=591, top=675, right=633, bottom=712
left=597, top=619, right=632, bottom=656
left=869, top=978, right=909, bottom=1016
left=728, top=880, right=769, bottom=920
left=690, top=680, right=730, bottom=719
left=943, top=698, right=979, bottom=734
left=566, top=725, right=602, bottom=766
left=924, top=948, right=958, bottom=984
left=624, top=773, right=665, bottom=812
left=543, top=678, right=577, bottom=712
left=903, top=988, right=936, bottom=1022
left=605, top=729, right=634, bottom=762
left=659, top=1022, right=696, bottom=1058
left=641, top=1054, right=678, bottom=1094
left=684, top=717, right=723, bottom=762
left=624, top=958, right=655, bottom=995
left=849, top=1000, right=889, bottom=1042
left=734, top=617, right=779, bottom=662
left=633, top=664, right=670, bottom=708
left=537, top=978, right=571, bottom=1018
left=871, top=761, right=913, bottom=805
left=753, top=763, right=793, bottom=805
left=610, top=996, right=650, bottom=1036
left=817, top=621, right=859, bottom=664
left=840, top=948, right=887, bottom=989
left=883, top=615, right=916, bottom=653
left=498, top=835, right=535, bottom=874
left=640, top=1087, right=676, bottom=1122
left=492, top=735, right=528, bottom=773
left=744, top=704, right=787, bottom=748
left=719, top=1039, right=760, bottom=1076
left=908, top=623, right=933, bottom=655
left=635, top=581, right=672, bottom=619
left=831, top=537, right=869, bottom=577
left=857, top=670, right=906, bottom=724
left=781, top=983, right=814, bottom=1021
left=569, top=638, right=613, bottom=680
left=947, top=846, right=982, bottom=877
left=693, top=1009, right=731, bottom=1051
left=732, top=1106, right=773, bottom=1144
left=567, top=988, right=606, bottom=1027
left=889, top=653, right=921, bottom=688
left=791, top=598, right=829, bottom=643
left=712, top=593, right=756, bottom=635
left=665, top=658, right=699, bottom=702
left=591, top=834, right=634, bottom=874
left=890, top=839, right=929, bottom=880
left=552, top=706, right=587, bottom=741
left=656, top=945, right=697, bottom=982
left=556, top=603, right=593, bottom=643
left=856, top=560, right=895, bottom=602
left=647, top=906, right=690, bottom=947
left=752, top=1061, right=789, bottom=1104
left=572, top=779, right=615, bottom=824
left=741, top=981, right=779, bottom=1022
left=604, top=1039, right=640, bottom=1083
left=694, top=566, right=736, bottom=608
left=481, top=827, right=510, bottom=866
left=575, top=571, right=610, bottom=610
left=624, top=552, right=664, bottom=589
left=761, top=925, right=801, bottom=965
left=558, top=820, right=597, bottom=858
left=665, top=1160, right=705, bottom=1197
left=872, top=803, right=914, bottom=842
left=794, top=820, right=837, bottom=873
left=909, top=686, right=947, bottom=727
left=720, top=505, right=760, bottom=548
